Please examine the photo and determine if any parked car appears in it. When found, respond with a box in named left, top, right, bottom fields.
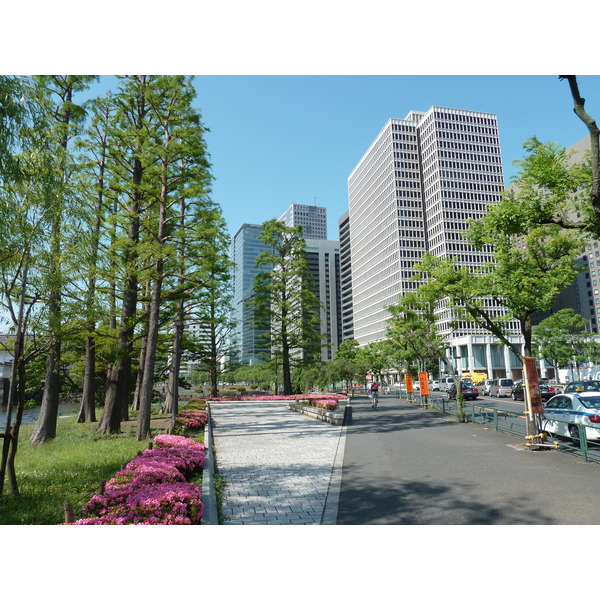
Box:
left=482, top=380, right=493, bottom=396
left=542, top=392, right=600, bottom=444
left=488, top=378, right=514, bottom=398
left=563, top=380, right=600, bottom=393
left=447, top=382, right=479, bottom=401
left=510, top=383, right=558, bottom=401
left=430, top=380, right=440, bottom=391
left=439, top=377, right=454, bottom=392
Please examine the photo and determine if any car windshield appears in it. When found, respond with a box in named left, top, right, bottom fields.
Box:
left=578, top=395, right=600, bottom=409
left=568, top=381, right=600, bottom=391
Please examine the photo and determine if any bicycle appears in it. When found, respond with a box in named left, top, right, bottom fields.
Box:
left=370, top=390, right=378, bottom=408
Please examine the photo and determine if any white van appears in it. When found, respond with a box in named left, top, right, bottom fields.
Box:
left=489, top=378, right=514, bottom=397
left=439, top=377, right=455, bottom=392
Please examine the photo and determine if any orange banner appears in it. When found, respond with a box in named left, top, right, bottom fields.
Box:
left=524, top=357, right=544, bottom=414
left=405, top=374, right=414, bottom=394
left=418, top=372, right=430, bottom=396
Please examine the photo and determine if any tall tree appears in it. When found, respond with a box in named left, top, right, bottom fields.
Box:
left=73, top=94, right=116, bottom=423
left=135, top=75, right=212, bottom=440
left=30, top=75, right=96, bottom=445
left=252, top=220, right=322, bottom=395
left=98, top=75, right=154, bottom=435
left=416, top=138, right=588, bottom=364
left=0, top=76, right=57, bottom=492
left=182, top=207, right=234, bottom=399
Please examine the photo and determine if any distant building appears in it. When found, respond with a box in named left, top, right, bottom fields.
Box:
left=278, top=203, right=327, bottom=239
left=230, top=224, right=272, bottom=365
left=305, top=239, right=342, bottom=361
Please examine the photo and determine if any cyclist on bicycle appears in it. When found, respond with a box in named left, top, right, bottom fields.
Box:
left=370, top=382, right=379, bottom=408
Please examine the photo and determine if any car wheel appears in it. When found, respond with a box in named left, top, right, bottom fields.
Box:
left=568, top=425, right=581, bottom=447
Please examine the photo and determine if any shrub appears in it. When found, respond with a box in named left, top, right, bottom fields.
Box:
left=72, top=434, right=205, bottom=525
left=176, top=409, right=209, bottom=431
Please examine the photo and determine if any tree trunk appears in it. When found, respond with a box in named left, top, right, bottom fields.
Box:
left=30, top=330, right=60, bottom=445
left=1, top=259, right=29, bottom=495
left=78, top=121, right=106, bottom=424
left=30, top=210, right=62, bottom=446
left=163, top=297, right=184, bottom=417
left=137, top=279, right=162, bottom=440
left=281, top=344, right=293, bottom=395
left=132, top=330, right=147, bottom=412
left=78, top=335, right=96, bottom=423
left=137, top=181, right=168, bottom=441
left=7, top=358, right=27, bottom=494
left=98, top=268, right=137, bottom=434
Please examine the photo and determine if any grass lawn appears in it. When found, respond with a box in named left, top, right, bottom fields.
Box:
left=0, top=411, right=189, bottom=525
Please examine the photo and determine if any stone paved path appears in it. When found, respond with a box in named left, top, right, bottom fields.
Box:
left=210, top=401, right=345, bottom=525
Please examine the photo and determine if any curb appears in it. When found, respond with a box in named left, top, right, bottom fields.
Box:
left=200, top=402, right=219, bottom=525
left=287, top=401, right=346, bottom=425
left=321, top=418, right=348, bottom=524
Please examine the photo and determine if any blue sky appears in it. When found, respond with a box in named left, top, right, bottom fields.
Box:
left=181, top=75, right=600, bottom=240
left=87, top=75, right=600, bottom=241
left=8, top=3, right=598, bottom=245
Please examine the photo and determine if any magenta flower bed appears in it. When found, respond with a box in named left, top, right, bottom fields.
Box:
left=71, top=434, right=206, bottom=525
left=212, top=393, right=346, bottom=410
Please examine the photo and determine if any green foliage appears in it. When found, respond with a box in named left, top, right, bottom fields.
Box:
left=415, top=138, right=588, bottom=361
left=355, top=341, right=394, bottom=380
left=533, top=308, right=590, bottom=373
left=387, top=291, right=447, bottom=375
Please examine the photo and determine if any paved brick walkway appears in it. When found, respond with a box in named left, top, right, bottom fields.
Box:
left=209, top=401, right=345, bottom=525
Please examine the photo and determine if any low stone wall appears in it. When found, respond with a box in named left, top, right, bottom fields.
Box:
left=287, top=401, right=346, bottom=425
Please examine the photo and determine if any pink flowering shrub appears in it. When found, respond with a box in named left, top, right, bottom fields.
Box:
left=176, top=409, right=209, bottom=431
left=72, top=434, right=205, bottom=525
left=75, top=483, right=203, bottom=525
left=212, top=393, right=346, bottom=407
left=305, top=398, right=338, bottom=411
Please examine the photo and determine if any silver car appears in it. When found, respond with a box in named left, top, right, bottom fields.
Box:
left=489, top=378, right=514, bottom=398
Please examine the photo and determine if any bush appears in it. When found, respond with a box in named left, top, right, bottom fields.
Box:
left=185, top=398, right=207, bottom=410
left=72, top=434, right=205, bottom=525
left=176, top=409, right=209, bottom=431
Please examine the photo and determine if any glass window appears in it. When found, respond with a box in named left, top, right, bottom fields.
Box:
left=546, top=397, right=562, bottom=409
left=579, top=395, right=600, bottom=408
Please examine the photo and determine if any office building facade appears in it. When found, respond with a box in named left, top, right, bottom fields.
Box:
left=338, top=211, right=354, bottom=342
left=279, top=203, right=327, bottom=239
left=305, top=239, right=342, bottom=361
left=348, top=106, right=523, bottom=378
left=230, top=224, right=272, bottom=365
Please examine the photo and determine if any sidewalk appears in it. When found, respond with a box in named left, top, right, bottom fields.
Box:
left=208, top=401, right=346, bottom=525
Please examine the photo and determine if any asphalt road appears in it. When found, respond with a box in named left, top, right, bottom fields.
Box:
left=336, top=394, right=600, bottom=525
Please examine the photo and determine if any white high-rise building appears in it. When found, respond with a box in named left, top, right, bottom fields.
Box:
left=348, top=106, right=521, bottom=377
left=279, top=203, right=327, bottom=239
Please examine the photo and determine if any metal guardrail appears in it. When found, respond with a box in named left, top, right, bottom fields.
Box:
left=394, top=390, right=600, bottom=463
